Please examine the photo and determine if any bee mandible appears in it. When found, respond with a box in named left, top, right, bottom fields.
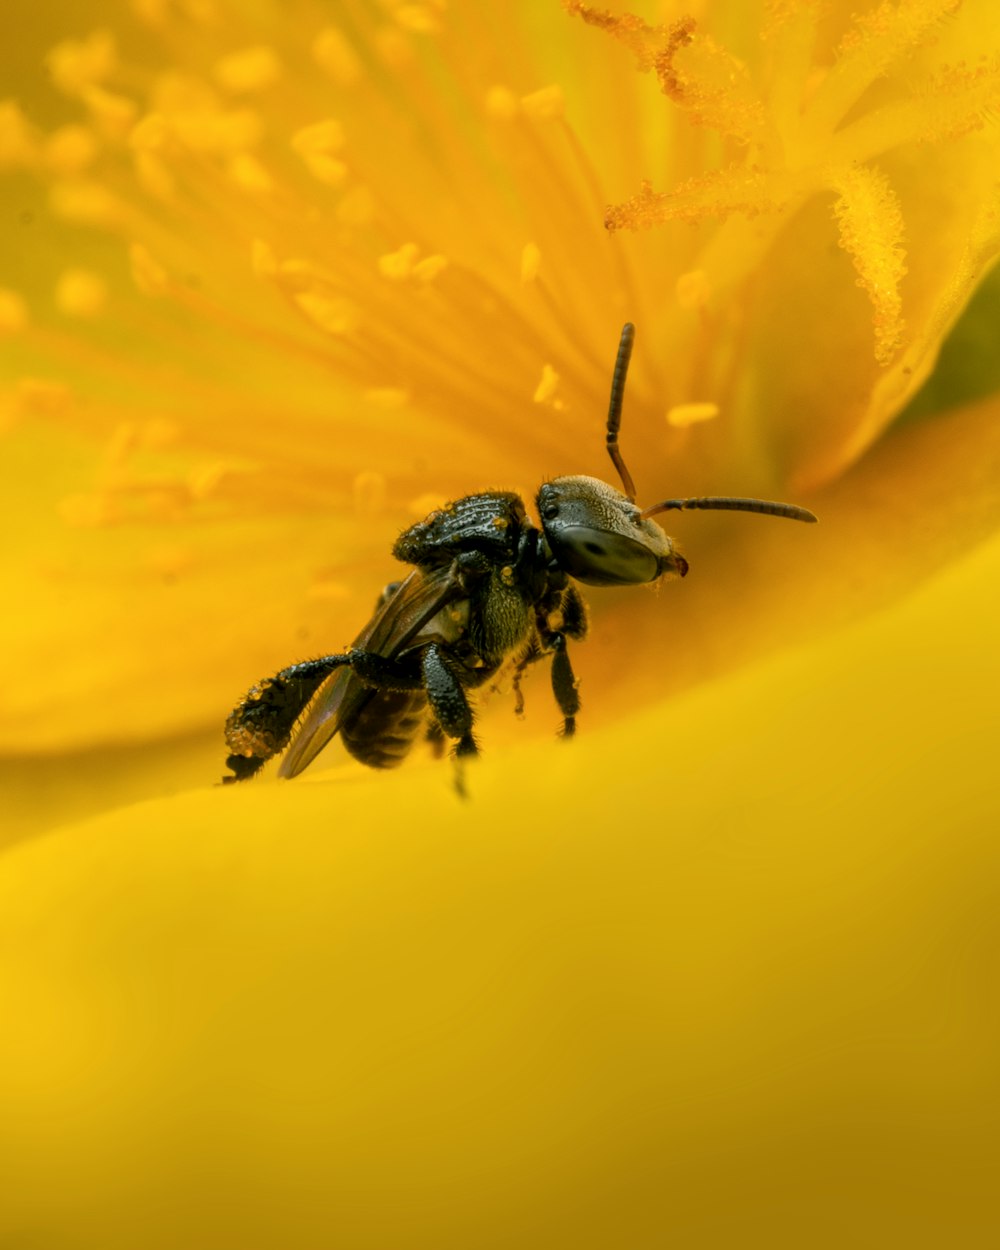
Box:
left=223, top=324, right=816, bottom=788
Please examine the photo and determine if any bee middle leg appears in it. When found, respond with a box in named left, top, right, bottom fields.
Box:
left=347, top=648, right=425, bottom=691
left=421, top=644, right=478, bottom=760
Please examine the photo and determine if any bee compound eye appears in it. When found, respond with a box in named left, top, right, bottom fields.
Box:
left=542, top=502, right=559, bottom=520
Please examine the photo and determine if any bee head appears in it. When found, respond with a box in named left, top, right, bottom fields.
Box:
left=537, top=476, right=687, bottom=586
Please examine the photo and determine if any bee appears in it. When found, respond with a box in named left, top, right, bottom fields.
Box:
left=223, top=324, right=816, bottom=789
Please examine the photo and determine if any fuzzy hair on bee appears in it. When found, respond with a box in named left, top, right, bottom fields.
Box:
left=223, top=324, right=816, bottom=791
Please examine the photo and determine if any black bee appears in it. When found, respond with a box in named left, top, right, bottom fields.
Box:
left=223, top=324, right=816, bottom=788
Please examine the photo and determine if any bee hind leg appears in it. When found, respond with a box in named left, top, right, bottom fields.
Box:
left=223, top=655, right=350, bottom=783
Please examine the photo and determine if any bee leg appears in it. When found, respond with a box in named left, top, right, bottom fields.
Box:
left=421, top=644, right=478, bottom=795
left=507, top=638, right=541, bottom=718
left=560, top=583, right=589, bottom=641
left=545, top=633, right=580, bottom=738
left=223, top=655, right=350, bottom=783
left=534, top=583, right=585, bottom=739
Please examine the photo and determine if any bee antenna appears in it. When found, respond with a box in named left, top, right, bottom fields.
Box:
left=639, top=496, right=818, bottom=524
left=606, top=322, right=638, bottom=503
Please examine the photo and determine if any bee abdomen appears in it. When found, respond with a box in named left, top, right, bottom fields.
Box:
left=342, top=689, right=428, bottom=769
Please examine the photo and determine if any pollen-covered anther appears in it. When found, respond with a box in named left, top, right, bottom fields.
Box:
left=485, top=86, right=520, bottom=120
left=49, top=180, right=124, bottom=226
left=129, top=242, right=170, bottom=296
left=100, top=421, right=139, bottom=472
left=661, top=24, right=767, bottom=145
left=0, top=288, right=28, bottom=334
left=144, top=488, right=192, bottom=524
left=394, top=5, right=443, bottom=35
left=413, top=255, right=448, bottom=283
left=129, top=113, right=170, bottom=152
left=188, top=461, right=244, bottom=501
left=168, top=105, right=262, bottom=157
left=133, top=151, right=175, bottom=200
left=667, top=402, right=719, bottom=428
left=375, top=26, right=415, bottom=70
left=55, top=269, right=107, bottom=318
left=831, top=164, right=907, bottom=364
left=533, top=364, right=561, bottom=405
left=16, top=378, right=74, bottom=416
left=214, top=46, right=283, bottom=95
left=81, top=86, right=138, bottom=140
left=520, top=243, right=542, bottom=283
left=44, top=125, right=98, bottom=174
left=294, top=292, right=359, bottom=337
left=915, top=56, right=1000, bottom=144
left=520, top=85, right=565, bottom=119
left=292, top=119, right=348, bottom=186
left=836, top=0, right=962, bottom=60
left=300, top=153, right=347, bottom=186
left=58, top=492, right=119, bottom=528
left=378, top=243, right=420, bottom=280
left=564, top=3, right=667, bottom=71
left=130, top=0, right=171, bottom=29
left=228, top=153, right=274, bottom=194
left=145, top=543, right=195, bottom=579
left=312, top=28, right=362, bottom=87
left=606, top=167, right=778, bottom=233
left=675, top=269, right=712, bottom=309
left=47, top=30, right=117, bottom=96
left=0, top=102, right=38, bottom=168
left=140, top=418, right=180, bottom=450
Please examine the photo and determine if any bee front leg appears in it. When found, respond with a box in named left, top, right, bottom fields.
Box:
left=559, top=583, right=589, bottom=642
left=537, top=583, right=585, bottom=738
left=546, top=633, right=580, bottom=738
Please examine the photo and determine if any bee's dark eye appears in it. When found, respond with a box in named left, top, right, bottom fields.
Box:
left=584, top=541, right=605, bottom=555
left=542, top=502, right=559, bottom=520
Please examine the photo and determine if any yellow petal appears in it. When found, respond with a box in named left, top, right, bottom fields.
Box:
left=1, top=527, right=998, bottom=1243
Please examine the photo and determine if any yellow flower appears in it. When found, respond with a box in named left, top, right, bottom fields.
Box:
left=2, top=1, right=1000, bottom=1245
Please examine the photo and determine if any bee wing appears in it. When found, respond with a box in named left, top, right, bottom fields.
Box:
left=278, top=565, right=464, bottom=779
